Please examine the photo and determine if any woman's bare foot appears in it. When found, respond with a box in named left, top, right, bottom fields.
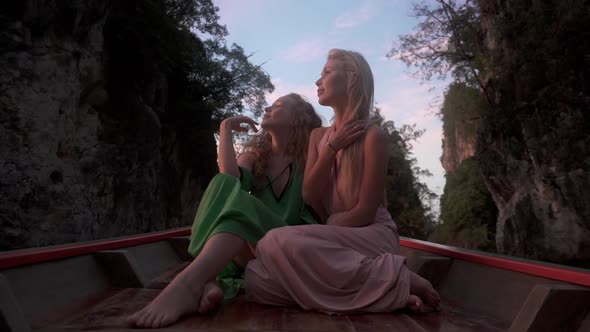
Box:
left=409, top=271, right=441, bottom=310
left=198, top=281, right=224, bottom=314
left=405, top=294, right=423, bottom=313
left=127, top=278, right=202, bottom=328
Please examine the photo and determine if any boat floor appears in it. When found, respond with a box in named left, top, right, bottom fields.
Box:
left=4, top=233, right=589, bottom=331
left=34, top=287, right=505, bottom=332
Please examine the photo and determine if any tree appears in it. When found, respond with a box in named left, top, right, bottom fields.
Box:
left=102, top=0, right=275, bottom=226
left=0, top=0, right=276, bottom=249
left=163, top=0, right=228, bottom=36
left=388, top=1, right=498, bottom=248
left=429, top=157, right=497, bottom=251
left=387, top=0, right=488, bottom=101
left=106, top=0, right=273, bottom=120
left=372, top=109, right=437, bottom=239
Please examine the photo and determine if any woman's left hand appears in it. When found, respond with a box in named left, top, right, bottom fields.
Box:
left=328, top=120, right=369, bottom=151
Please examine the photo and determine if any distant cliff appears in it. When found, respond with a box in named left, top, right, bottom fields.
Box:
left=441, top=127, right=476, bottom=174
left=434, top=83, right=497, bottom=251
left=440, top=83, right=480, bottom=174
left=478, top=0, right=590, bottom=266
left=0, top=0, right=271, bottom=250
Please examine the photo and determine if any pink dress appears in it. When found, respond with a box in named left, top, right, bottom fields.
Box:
left=244, top=127, right=411, bottom=314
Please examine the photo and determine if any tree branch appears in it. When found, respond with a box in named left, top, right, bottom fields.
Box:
left=437, top=0, right=492, bottom=107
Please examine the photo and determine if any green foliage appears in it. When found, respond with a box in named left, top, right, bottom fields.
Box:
left=372, top=109, right=437, bottom=240
left=103, top=0, right=273, bottom=183
left=434, top=82, right=495, bottom=250
left=390, top=1, right=499, bottom=250
left=430, top=157, right=497, bottom=251
left=105, top=0, right=273, bottom=120
left=163, top=0, right=228, bottom=36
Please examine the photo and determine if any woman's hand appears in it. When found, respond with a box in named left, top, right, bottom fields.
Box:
left=218, top=116, right=258, bottom=177
left=221, top=116, right=259, bottom=133
left=328, top=120, right=368, bottom=151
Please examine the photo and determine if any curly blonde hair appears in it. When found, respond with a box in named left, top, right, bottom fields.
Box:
left=242, top=93, right=322, bottom=178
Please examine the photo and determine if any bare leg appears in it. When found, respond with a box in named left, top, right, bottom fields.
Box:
left=127, top=233, right=247, bottom=328
left=198, top=245, right=254, bottom=314
left=233, top=242, right=256, bottom=267
left=198, top=280, right=224, bottom=314
left=409, top=271, right=441, bottom=310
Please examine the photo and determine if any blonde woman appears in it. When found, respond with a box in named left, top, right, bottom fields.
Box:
left=245, top=50, right=441, bottom=313
left=128, top=93, right=322, bottom=328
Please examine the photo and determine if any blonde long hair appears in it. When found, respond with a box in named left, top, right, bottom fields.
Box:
left=328, top=49, right=374, bottom=207
left=242, top=93, right=322, bottom=178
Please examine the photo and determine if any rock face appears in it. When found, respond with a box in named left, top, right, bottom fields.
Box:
left=441, top=126, right=476, bottom=174
left=0, top=1, right=217, bottom=249
left=478, top=0, right=590, bottom=266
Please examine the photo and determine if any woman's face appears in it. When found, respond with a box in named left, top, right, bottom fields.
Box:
left=260, top=96, right=295, bottom=130
left=316, top=58, right=349, bottom=107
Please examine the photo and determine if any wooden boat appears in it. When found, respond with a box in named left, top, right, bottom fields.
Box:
left=1, top=227, right=589, bottom=332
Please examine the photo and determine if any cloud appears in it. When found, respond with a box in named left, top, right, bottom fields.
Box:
left=264, top=78, right=332, bottom=125
left=214, top=0, right=273, bottom=26
left=375, top=76, right=447, bottom=201
left=266, top=78, right=317, bottom=103
left=413, top=126, right=445, bottom=195
left=281, top=39, right=327, bottom=63
left=376, top=81, right=439, bottom=127
left=412, top=126, right=444, bottom=160
left=334, top=1, right=377, bottom=29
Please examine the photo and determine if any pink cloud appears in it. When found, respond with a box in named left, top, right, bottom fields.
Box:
left=281, top=39, right=327, bottom=63
left=265, top=78, right=331, bottom=125
left=214, top=0, right=273, bottom=26
left=334, top=1, right=377, bottom=29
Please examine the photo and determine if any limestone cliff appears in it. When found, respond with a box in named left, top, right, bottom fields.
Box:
left=436, top=82, right=496, bottom=251
left=0, top=1, right=218, bottom=249
left=441, top=125, right=477, bottom=174
left=478, top=0, right=590, bottom=266
left=440, top=83, right=481, bottom=174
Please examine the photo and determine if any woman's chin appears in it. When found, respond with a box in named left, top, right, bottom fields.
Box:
left=317, top=97, right=330, bottom=106
left=260, top=122, right=275, bottom=132
left=261, top=123, right=291, bottom=133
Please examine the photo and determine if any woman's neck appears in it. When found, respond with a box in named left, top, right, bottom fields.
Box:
left=268, top=130, right=292, bottom=163
left=332, top=101, right=348, bottom=129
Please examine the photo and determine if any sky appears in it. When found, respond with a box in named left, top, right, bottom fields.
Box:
left=213, top=0, right=448, bottom=215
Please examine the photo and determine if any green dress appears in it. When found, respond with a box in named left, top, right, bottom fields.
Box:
left=187, top=163, right=317, bottom=300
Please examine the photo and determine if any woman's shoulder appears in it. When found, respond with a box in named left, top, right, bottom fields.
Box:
left=237, top=151, right=256, bottom=170
left=365, top=124, right=388, bottom=143
left=310, top=126, right=330, bottom=143
left=363, top=124, right=389, bottom=153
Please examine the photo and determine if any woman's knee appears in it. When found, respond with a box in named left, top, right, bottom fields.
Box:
left=258, top=227, right=289, bottom=250
left=257, top=226, right=306, bottom=254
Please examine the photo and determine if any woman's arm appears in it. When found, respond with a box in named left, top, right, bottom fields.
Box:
left=326, top=125, right=390, bottom=227
left=218, top=121, right=240, bottom=177
left=218, top=116, right=258, bottom=177
left=303, top=120, right=368, bottom=205
left=302, top=128, right=334, bottom=205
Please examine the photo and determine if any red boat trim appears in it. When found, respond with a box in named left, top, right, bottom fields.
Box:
left=400, top=237, right=590, bottom=288
left=0, top=227, right=192, bottom=269
left=1, top=228, right=588, bottom=288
